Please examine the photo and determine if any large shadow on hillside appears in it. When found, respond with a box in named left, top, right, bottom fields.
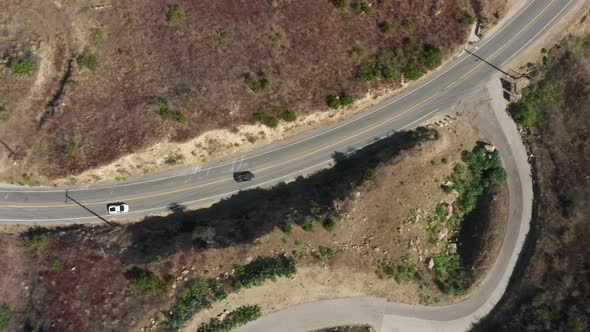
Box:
left=23, top=127, right=439, bottom=264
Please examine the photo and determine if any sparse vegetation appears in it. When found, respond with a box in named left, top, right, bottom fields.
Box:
left=363, top=168, right=376, bottom=182
left=49, top=257, right=61, bottom=271
left=23, top=233, right=50, bottom=251
left=299, top=219, right=314, bottom=232
left=165, top=153, right=185, bottom=165
left=244, top=71, right=270, bottom=92
left=0, top=304, right=11, bottom=330
left=376, top=260, right=416, bottom=284
left=281, top=224, right=293, bottom=235
left=91, top=28, right=105, bottom=44
left=196, top=305, right=262, bottom=332
left=0, top=111, right=9, bottom=122
left=8, top=57, right=34, bottom=75
left=458, top=14, right=476, bottom=26
left=155, top=98, right=187, bottom=123
left=212, top=27, right=234, bottom=47
left=379, top=21, right=393, bottom=34
left=350, top=1, right=371, bottom=14
left=125, top=267, right=169, bottom=293
left=63, top=139, right=79, bottom=157
left=166, top=3, right=184, bottom=24
left=76, top=53, right=97, bottom=70
left=331, top=0, right=347, bottom=9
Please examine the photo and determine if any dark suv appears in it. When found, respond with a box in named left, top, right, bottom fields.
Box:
left=233, top=171, right=255, bottom=182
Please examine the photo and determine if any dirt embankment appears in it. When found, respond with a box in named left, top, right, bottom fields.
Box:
left=0, top=0, right=511, bottom=183
left=0, top=120, right=510, bottom=331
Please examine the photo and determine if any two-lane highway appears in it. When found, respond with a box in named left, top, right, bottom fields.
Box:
left=0, top=0, right=575, bottom=225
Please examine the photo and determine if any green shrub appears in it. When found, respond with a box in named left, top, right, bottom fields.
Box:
left=49, top=258, right=61, bottom=271
left=0, top=304, right=11, bottom=330
left=340, top=93, right=353, bottom=106
left=382, top=65, right=400, bottom=81
left=63, top=139, right=79, bottom=157
left=254, top=110, right=279, bottom=128
left=8, top=57, right=34, bottom=75
left=91, top=28, right=105, bottom=44
left=197, top=305, right=262, bottom=332
left=232, top=255, right=296, bottom=290
left=326, top=95, right=340, bottom=109
left=280, top=110, right=297, bottom=122
left=376, top=261, right=416, bottom=284
left=332, top=0, right=347, bottom=9
left=357, top=56, right=383, bottom=82
left=459, top=14, right=476, bottom=25
left=318, top=246, right=334, bottom=258
left=379, top=21, right=393, bottom=34
left=281, top=224, right=293, bottom=235
left=432, top=252, right=465, bottom=294
left=421, top=44, right=442, bottom=70
left=326, top=93, right=353, bottom=109
left=212, top=27, right=234, bottom=47
left=77, top=53, right=97, bottom=70
left=322, top=218, right=335, bottom=231
left=363, top=168, right=376, bottom=182
left=159, top=280, right=210, bottom=329
left=155, top=98, right=187, bottom=123
left=350, top=1, right=371, bottom=14
left=244, top=72, right=270, bottom=91
left=453, top=163, right=465, bottom=176
left=299, top=219, right=314, bottom=232
left=125, top=267, right=169, bottom=293
left=166, top=3, right=184, bottom=24
left=403, top=64, right=424, bottom=80
left=0, top=111, right=8, bottom=122
left=23, top=233, right=50, bottom=250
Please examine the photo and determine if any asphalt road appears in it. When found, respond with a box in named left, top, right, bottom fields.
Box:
left=0, top=0, right=573, bottom=228
left=0, top=0, right=577, bottom=331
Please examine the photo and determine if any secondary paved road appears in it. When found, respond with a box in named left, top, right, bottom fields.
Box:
left=0, top=0, right=574, bottom=225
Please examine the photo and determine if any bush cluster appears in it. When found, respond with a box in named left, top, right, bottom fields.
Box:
left=232, top=255, right=296, bottom=290
left=325, top=93, right=353, bottom=109
left=509, top=83, right=556, bottom=127
left=376, top=260, right=416, bottom=284
left=254, top=107, right=297, bottom=128
left=244, top=72, right=270, bottom=92
left=159, top=280, right=211, bottom=329
left=197, top=305, right=262, bottom=332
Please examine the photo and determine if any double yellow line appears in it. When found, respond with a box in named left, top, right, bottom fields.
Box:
left=0, top=0, right=555, bottom=210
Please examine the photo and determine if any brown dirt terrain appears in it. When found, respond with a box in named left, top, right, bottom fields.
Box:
left=0, top=0, right=509, bottom=182
left=473, top=36, right=590, bottom=331
left=0, top=120, right=509, bottom=331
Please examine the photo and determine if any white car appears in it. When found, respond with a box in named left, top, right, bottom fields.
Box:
left=107, top=202, right=129, bottom=214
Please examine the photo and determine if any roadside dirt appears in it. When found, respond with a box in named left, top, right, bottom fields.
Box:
left=0, top=0, right=513, bottom=184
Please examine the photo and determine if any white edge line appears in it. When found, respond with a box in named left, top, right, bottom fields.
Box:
left=0, top=109, right=438, bottom=223
left=0, top=0, right=536, bottom=194
left=500, top=0, right=575, bottom=66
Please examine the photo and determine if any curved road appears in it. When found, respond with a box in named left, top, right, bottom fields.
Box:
left=0, top=0, right=577, bottom=331
left=0, top=0, right=573, bottom=226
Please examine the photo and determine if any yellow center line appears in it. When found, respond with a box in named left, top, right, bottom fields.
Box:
left=0, top=0, right=555, bottom=210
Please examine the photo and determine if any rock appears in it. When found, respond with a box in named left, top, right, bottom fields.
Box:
left=484, top=144, right=496, bottom=152
left=181, top=270, right=189, bottom=275
left=427, top=258, right=435, bottom=270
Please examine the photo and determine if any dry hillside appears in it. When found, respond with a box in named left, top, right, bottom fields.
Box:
left=0, top=0, right=509, bottom=180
